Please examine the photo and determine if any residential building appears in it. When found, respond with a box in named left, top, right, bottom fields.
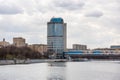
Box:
left=13, top=37, right=27, bottom=47
left=47, top=17, right=67, bottom=58
left=73, top=44, right=87, bottom=50
left=0, top=38, right=10, bottom=47
left=29, top=44, right=47, bottom=55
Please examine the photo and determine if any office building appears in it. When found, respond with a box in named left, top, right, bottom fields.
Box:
left=13, top=37, right=27, bottom=47
left=47, top=17, right=67, bottom=58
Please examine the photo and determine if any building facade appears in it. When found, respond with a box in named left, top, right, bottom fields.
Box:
left=93, top=48, right=120, bottom=54
left=110, top=45, right=120, bottom=49
left=13, top=37, right=27, bottom=47
left=73, top=44, right=87, bottom=50
left=47, top=17, right=67, bottom=58
left=28, top=44, right=47, bottom=55
left=0, top=38, right=10, bottom=47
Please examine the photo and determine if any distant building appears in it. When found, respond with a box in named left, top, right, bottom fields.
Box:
left=110, top=45, right=120, bottom=49
left=28, top=44, right=47, bottom=55
left=66, top=48, right=91, bottom=54
left=0, top=38, right=10, bottom=47
left=73, top=44, right=87, bottom=50
left=93, top=48, right=120, bottom=54
left=47, top=17, right=67, bottom=58
left=13, top=37, right=27, bottom=47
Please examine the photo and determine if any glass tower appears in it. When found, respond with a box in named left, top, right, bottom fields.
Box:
left=47, top=17, right=67, bottom=58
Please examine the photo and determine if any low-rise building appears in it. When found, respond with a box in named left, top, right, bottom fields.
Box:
left=28, top=44, right=47, bottom=55
left=110, top=45, right=120, bottom=49
left=93, top=48, right=120, bottom=54
left=73, top=44, right=87, bottom=50
left=0, top=38, right=10, bottom=47
left=13, top=37, right=27, bottom=47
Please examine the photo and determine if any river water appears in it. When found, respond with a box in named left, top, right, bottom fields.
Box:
left=0, top=61, right=120, bottom=80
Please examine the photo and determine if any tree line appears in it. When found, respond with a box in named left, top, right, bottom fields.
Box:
left=0, top=46, right=48, bottom=60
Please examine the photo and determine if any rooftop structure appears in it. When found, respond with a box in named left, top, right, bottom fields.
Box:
left=50, top=17, right=64, bottom=23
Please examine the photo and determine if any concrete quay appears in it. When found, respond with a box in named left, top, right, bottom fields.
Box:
left=0, top=59, right=67, bottom=65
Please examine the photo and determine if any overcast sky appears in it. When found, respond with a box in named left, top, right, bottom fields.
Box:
left=0, top=0, right=120, bottom=49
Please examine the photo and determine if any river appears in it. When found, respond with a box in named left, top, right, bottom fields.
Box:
left=0, top=61, right=120, bottom=80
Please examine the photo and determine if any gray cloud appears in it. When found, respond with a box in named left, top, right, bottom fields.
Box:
left=85, top=11, right=103, bottom=17
left=0, top=0, right=120, bottom=48
left=0, top=3, right=23, bottom=15
left=54, top=0, right=85, bottom=11
left=0, top=17, right=46, bottom=32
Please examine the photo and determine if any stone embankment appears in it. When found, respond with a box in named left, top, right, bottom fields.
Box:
left=0, top=59, right=67, bottom=65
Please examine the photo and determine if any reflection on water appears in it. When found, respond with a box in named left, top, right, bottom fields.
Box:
left=0, top=61, right=120, bottom=80
left=47, top=62, right=66, bottom=80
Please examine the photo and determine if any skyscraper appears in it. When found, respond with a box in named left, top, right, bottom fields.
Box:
left=47, top=17, right=67, bottom=58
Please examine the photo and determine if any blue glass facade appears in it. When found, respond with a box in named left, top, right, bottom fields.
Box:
left=65, top=51, right=83, bottom=55
left=93, top=50, right=102, bottom=54
left=50, top=18, right=63, bottom=23
left=47, top=17, right=66, bottom=57
left=48, top=24, right=64, bottom=37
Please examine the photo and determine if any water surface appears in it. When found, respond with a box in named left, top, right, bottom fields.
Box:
left=0, top=61, right=120, bottom=80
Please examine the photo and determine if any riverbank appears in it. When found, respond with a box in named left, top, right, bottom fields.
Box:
left=0, top=59, right=67, bottom=65
left=1, top=59, right=120, bottom=65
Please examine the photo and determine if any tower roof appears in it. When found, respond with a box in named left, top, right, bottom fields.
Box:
left=50, top=17, right=64, bottom=23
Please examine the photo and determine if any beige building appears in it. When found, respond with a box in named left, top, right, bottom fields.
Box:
left=13, top=37, right=27, bottom=47
left=93, top=48, right=120, bottom=54
left=29, top=44, right=47, bottom=54
left=0, top=38, right=10, bottom=47
left=73, top=44, right=87, bottom=50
